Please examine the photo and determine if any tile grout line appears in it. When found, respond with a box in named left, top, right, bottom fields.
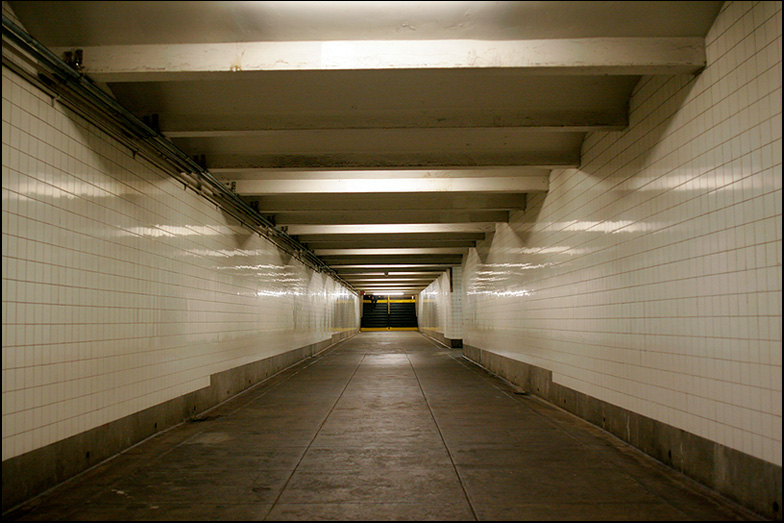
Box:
left=404, top=341, right=480, bottom=522
left=261, top=344, right=368, bottom=521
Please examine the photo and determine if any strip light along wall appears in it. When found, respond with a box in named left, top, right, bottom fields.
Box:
left=1, top=14, right=358, bottom=295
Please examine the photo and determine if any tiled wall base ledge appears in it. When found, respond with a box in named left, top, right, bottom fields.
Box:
left=463, top=344, right=782, bottom=520
left=419, top=329, right=463, bottom=348
left=1, top=330, right=358, bottom=512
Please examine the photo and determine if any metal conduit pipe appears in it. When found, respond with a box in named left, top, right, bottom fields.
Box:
left=2, top=15, right=358, bottom=293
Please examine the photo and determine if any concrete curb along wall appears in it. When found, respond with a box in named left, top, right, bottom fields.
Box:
left=419, top=328, right=463, bottom=349
left=462, top=345, right=782, bottom=520
left=1, top=329, right=358, bottom=512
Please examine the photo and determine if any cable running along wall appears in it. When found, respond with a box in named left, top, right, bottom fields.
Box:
left=1, top=15, right=357, bottom=295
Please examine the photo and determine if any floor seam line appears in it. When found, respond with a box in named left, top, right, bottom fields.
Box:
left=261, top=347, right=367, bottom=520
left=404, top=344, right=480, bottom=521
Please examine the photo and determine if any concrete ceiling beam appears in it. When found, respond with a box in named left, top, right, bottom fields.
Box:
left=212, top=167, right=548, bottom=180
left=272, top=211, right=509, bottom=225
left=162, top=118, right=627, bottom=136
left=320, top=255, right=465, bottom=265
left=298, top=232, right=485, bottom=243
left=198, top=152, right=579, bottom=170
left=336, top=270, right=449, bottom=276
left=282, top=223, right=496, bottom=235
left=168, top=127, right=583, bottom=170
left=340, top=276, right=437, bottom=281
left=110, top=74, right=637, bottom=134
left=231, top=175, right=548, bottom=195
left=57, top=37, right=705, bottom=82
left=314, top=248, right=468, bottom=256
left=361, top=290, right=427, bottom=294
left=336, top=277, right=444, bottom=285
left=333, top=266, right=453, bottom=272
left=251, top=193, right=526, bottom=212
left=303, top=240, right=477, bottom=250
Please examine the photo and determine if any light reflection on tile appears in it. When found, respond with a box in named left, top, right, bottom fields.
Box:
left=436, top=1, right=780, bottom=467
left=1, top=65, right=360, bottom=462
left=418, top=266, right=463, bottom=341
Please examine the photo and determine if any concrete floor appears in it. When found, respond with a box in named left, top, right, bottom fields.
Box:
left=6, top=332, right=762, bottom=521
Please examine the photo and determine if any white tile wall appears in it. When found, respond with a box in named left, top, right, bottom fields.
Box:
left=447, top=266, right=463, bottom=340
left=418, top=271, right=448, bottom=336
left=418, top=267, right=463, bottom=340
left=1, top=65, right=360, bottom=461
left=463, top=0, right=782, bottom=466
